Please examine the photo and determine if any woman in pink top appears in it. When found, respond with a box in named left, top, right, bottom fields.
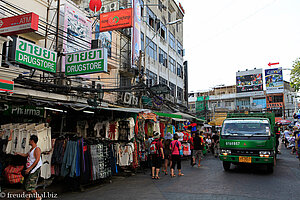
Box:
left=170, top=134, right=184, bottom=177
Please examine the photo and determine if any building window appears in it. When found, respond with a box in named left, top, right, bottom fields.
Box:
left=146, top=69, right=157, bottom=87
left=177, top=63, right=183, bottom=78
left=169, top=82, right=176, bottom=97
left=177, top=40, right=183, bottom=56
left=159, top=76, right=168, bottom=85
left=177, top=87, right=183, bottom=101
left=158, top=0, right=163, bottom=11
left=146, top=37, right=157, bottom=60
left=169, top=56, right=176, bottom=73
left=158, top=22, right=166, bottom=39
left=169, top=31, right=176, bottom=50
left=147, top=7, right=156, bottom=29
left=141, top=0, right=144, bottom=17
left=225, top=101, right=231, bottom=107
left=168, top=12, right=171, bottom=22
left=141, top=32, right=144, bottom=52
left=159, top=48, right=167, bottom=67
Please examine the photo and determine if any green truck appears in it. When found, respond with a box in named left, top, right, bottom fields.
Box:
left=219, top=113, right=276, bottom=173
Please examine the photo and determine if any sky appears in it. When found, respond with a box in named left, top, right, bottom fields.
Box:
left=182, top=0, right=300, bottom=92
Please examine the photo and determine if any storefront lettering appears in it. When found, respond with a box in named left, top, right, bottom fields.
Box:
left=15, top=38, right=57, bottom=73
left=3, top=104, right=44, bottom=117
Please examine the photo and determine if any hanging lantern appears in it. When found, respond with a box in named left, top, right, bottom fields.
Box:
left=89, top=0, right=102, bottom=12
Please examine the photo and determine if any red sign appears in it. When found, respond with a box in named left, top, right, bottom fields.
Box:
left=0, top=13, right=39, bottom=36
left=268, top=62, right=279, bottom=66
left=99, top=8, right=133, bottom=32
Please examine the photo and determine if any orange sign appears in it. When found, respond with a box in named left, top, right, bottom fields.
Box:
left=267, top=102, right=283, bottom=108
left=100, top=8, right=133, bottom=32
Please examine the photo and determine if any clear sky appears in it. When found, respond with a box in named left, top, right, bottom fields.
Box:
left=182, top=0, right=300, bottom=92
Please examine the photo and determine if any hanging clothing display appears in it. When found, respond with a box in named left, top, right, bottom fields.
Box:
left=77, top=121, right=89, bottom=138
left=94, top=121, right=108, bottom=138
left=106, top=121, right=119, bottom=140
left=116, top=143, right=134, bottom=166
left=159, top=123, right=165, bottom=138
left=153, top=122, right=160, bottom=135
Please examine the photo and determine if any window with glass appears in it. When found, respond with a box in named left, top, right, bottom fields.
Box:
left=177, top=63, right=183, bottom=78
left=146, top=69, right=157, bottom=87
left=169, top=31, right=176, bottom=50
left=147, top=7, right=156, bottom=29
left=169, top=56, right=176, bottom=73
left=159, top=22, right=166, bottom=39
left=158, top=0, right=163, bottom=11
left=177, top=87, right=183, bottom=101
left=141, top=32, right=144, bottom=52
left=146, top=37, right=157, bottom=60
left=177, top=40, right=183, bottom=56
left=159, top=76, right=168, bottom=85
left=221, top=119, right=271, bottom=136
left=159, top=48, right=167, bottom=67
left=169, top=82, right=176, bottom=97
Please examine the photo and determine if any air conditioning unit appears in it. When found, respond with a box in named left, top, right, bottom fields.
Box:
left=109, top=2, right=119, bottom=12
left=100, top=5, right=108, bottom=13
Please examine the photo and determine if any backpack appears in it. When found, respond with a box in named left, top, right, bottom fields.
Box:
left=150, top=140, right=158, bottom=154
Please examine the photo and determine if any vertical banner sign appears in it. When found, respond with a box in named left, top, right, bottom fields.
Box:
left=63, top=3, right=92, bottom=53
left=65, top=48, right=107, bottom=76
left=265, top=67, right=284, bottom=94
left=15, top=38, right=57, bottom=73
left=131, top=0, right=141, bottom=68
left=62, top=2, right=92, bottom=77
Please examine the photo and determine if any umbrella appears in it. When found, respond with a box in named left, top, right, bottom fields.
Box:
left=277, top=119, right=292, bottom=125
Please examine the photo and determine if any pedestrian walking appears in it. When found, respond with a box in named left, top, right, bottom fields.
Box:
left=206, top=135, right=212, bottom=153
left=162, top=137, right=172, bottom=175
left=149, top=132, right=164, bottom=179
left=212, top=131, right=220, bottom=157
left=170, top=134, right=184, bottom=177
left=189, top=132, right=195, bottom=166
left=296, top=130, right=300, bottom=163
left=192, top=132, right=204, bottom=167
left=15, top=135, right=42, bottom=200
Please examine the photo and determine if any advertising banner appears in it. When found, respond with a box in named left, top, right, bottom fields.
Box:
left=265, top=67, right=284, bottom=94
left=131, top=0, right=141, bottom=68
left=65, top=48, right=107, bottom=76
left=236, top=69, right=263, bottom=93
left=0, top=13, right=39, bottom=36
left=15, top=38, right=57, bottom=73
left=99, top=8, right=133, bottom=32
left=62, top=3, right=92, bottom=54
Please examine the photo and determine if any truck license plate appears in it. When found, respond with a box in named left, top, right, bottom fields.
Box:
left=239, top=156, right=251, bottom=163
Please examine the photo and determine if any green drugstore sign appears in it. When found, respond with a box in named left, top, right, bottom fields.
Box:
left=65, top=48, right=108, bottom=76
left=15, top=38, right=57, bottom=73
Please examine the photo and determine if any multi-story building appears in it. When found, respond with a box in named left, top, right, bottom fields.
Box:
left=189, top=80, right=297, bottom=123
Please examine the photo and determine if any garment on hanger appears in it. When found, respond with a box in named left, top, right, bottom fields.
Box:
left=94, top=121, right=108, bottom=138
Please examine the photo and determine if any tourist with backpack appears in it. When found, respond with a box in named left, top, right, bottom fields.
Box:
left=150, top=132, right=164, bottom=179
left=170, top=134, right=184, bottom=177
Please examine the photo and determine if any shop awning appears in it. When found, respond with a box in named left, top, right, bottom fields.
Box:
left=172, top=118, right=187, bottom=122
left=153, top=112, right=183, bottom=119
left=196, top=118, right=206, bottom=122
left=172, top=112, right=196, bottom=120
left=100, top=107, right=151, bottom=113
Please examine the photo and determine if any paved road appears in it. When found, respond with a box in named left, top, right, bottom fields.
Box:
left=61, top=145, right=300, bottom=200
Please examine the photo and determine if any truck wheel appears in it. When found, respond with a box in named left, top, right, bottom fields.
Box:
left=223, top=161, right=231, bottom=171
left=267, top=164, right=274, bottom=173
